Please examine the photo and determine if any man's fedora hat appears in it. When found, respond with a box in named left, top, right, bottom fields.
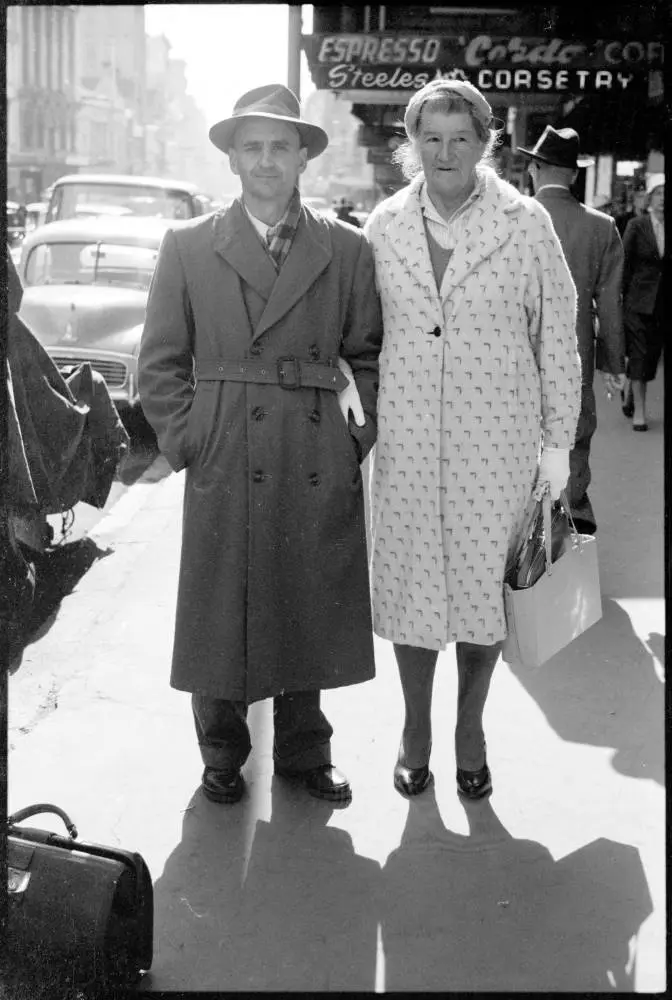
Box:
left=518, top=125, right=594, bottom=169
left=209, top=83, right=329, bottom=160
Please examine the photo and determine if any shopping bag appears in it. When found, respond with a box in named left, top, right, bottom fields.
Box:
left=502, top=487, right=602, bottom=668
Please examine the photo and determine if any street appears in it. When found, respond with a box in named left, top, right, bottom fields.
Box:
left=7, top=369, right=665, bottom=993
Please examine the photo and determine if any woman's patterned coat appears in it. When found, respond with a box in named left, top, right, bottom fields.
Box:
left=364, top=167, right=581, bottom=650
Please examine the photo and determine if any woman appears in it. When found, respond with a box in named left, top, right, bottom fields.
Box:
left=364, top=80, right=581, bottom=799
left=621, top=175, right=664, bottom=431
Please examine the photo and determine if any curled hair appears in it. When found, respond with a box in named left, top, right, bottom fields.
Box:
left=392, top=94, right=502, bottom=180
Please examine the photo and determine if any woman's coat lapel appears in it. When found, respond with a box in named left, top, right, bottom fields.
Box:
left=385, top=169, right=519, bottom=310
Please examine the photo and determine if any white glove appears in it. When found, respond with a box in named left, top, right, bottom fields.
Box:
left=337, top=357, right=365, bottom=427
left=536, top=446, right=570, bottom=501
left=602, top=372, right=626, bottom=399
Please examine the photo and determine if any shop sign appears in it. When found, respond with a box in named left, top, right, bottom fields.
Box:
left=303, top=34, right=663, bottom=94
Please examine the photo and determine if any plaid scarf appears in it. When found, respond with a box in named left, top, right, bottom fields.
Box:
left=263, top=187, right=302, bottom=272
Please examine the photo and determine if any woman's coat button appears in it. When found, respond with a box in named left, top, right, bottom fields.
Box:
left=309, top=409, right=320, bottom=423
left=252, top=470, right=265, bottom=483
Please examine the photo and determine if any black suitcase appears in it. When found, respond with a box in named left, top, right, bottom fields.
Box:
left=6, top=803, right=153, bottom=993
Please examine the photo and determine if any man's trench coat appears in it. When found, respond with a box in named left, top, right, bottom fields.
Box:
left=138, top=200, right=383, bottom=703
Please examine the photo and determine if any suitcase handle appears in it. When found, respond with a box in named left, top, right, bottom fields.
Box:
left=7, top=803, right=78, bottom=838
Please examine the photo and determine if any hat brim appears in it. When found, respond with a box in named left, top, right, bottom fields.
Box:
left=209, top=112, right=329, bottom=160
left=518, top=146, right=595, bottom=168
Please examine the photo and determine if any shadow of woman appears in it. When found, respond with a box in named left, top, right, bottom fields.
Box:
left=506, top=598, right=664, bottom=784
left=147, top=778, right=381, bottom=992
left=378, top=787, right=653, bottom=992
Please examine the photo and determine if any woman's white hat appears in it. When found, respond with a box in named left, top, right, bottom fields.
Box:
left=404, top=79, right=493, bottom=137
left=646, top=173, right=665, bottom=195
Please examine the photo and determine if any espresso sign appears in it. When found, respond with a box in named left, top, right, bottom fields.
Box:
left=303, top=34, right=663, bottom=94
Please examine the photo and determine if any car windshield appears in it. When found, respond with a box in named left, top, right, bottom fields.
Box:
left=50, top=183, right=193, bottom=221
left=24, top=241, right=159, bottom=291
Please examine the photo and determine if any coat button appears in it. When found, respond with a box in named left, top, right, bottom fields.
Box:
left=309, top=409, right=320, bottom=423
left=252, top=406, right=265, bottom=421
left=249, top=344, right=262, bottom=356
left=252, top=470, right=265, bottom=483
left=309, top=344, right=320, bottom=360
left=309, top=473, right=320, bottom=486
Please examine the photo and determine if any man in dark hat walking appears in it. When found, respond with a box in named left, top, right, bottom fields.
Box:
left=138, top=84, right=382, bottom=805
left=520, top=125, right=625, bottom=534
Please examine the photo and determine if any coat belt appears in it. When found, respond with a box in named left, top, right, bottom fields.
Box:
left=195, top=358, right=349, bottom=392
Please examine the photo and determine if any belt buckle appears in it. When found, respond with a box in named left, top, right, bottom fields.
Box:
left=277, top=357, right=301, bottom=389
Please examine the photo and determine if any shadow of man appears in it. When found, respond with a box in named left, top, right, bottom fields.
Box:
left=231, top=777, right=381, bottom=990
left=147, top=778, right=381, bottom=992
left=506, top=599, right=664, bottom=784
left=378, top=787, right=653, bottom=992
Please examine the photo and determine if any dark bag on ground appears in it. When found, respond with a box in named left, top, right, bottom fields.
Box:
left=6, top=803, right=153, bottom=991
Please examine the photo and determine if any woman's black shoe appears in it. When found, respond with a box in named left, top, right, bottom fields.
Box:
left=393, top=761, right=433, bottom=797
left=621, top=387, right=634, bottom=418
left=456, top=761, right=492, bottom=800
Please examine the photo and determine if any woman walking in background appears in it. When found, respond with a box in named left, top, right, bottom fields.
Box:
left=621, top=175, right=664, bottom=431
left=364, top=79, right=581, bottom=800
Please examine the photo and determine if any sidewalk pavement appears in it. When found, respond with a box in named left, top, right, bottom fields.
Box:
left=8, top=371, right=665, bottom=992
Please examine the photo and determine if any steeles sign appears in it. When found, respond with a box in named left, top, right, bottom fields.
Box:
left=303, top=34, right=664, bottom=94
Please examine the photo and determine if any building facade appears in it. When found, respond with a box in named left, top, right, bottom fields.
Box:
left=6, top=6, right=228, bottom=204
left=6, top=4, right=81, bottom=202
left=304, top=3, right=666, bottom=205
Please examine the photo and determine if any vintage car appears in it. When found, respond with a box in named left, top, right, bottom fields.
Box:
left=17, top=216, right=172, bottom=412
left=45, top=173, right=214, bottom=224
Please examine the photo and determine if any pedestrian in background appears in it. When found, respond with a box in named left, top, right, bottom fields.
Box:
left=521, top=125, right=625, bottom=534
left=334, top=196, right=361, bottom=227
left=363, top=79, right=580, bottom=801
left=615, top=188, right=647, bottom=238
left=620, top=174, right=664, bottom=431
left=139, top=83, right=383, bottom=806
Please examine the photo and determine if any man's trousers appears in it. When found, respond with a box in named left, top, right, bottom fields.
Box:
left=567, top=382, right=597, bottom=534
left=192, top=689, right=333, bottom=773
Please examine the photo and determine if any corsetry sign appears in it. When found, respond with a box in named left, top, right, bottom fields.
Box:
left=303, top=34, right=664, bottom=95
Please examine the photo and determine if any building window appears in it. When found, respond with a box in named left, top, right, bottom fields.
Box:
left=21, top=105, right=33, bottom=150
left=46, top=8, right=53, bottom=90
left=21, top=6, right=30, bottom=86
left=35, top=109, right=45, bottom=152
left=56, top=12, right=63, bottom=90
left=33, top=6, right=41, bottom=87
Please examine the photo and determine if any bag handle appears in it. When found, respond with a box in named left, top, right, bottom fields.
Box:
left=7, top=803, right=78, bottom=839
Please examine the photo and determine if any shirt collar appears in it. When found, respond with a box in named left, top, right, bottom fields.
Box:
left=535, top=184, right=571, bottom=196
left=243, top=200, right=289, bottom=238
left=420, top=172, right=484, bottom=226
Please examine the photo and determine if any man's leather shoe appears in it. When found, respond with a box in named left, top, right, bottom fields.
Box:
left=274, top=763, right=352, bottom=802
left=201, top=766, right=245, bottom=804
left=393, top=761, right=433, bottom=797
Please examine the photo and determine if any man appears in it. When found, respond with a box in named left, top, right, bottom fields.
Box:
left=520, top=125, right=625, bottom=534
left=138, top=84, right=382, bottom=805
left=334, top=196, right=361, bottom=228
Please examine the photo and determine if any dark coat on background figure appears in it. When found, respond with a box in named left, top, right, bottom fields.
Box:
left=534, top=186, right=624, bottom=530
left=622, top=213, right=662, bottom=316
left=138, top=201, right=383, bottom=703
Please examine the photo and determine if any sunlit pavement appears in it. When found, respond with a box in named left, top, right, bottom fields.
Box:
left=8, top=370, right=664, bottom=992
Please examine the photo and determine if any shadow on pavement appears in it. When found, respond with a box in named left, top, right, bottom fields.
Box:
left=506, top=599, right=664, bottom=785
left=147, top=777, right=381, bottom=992
left=9, top=537, right=113, bottom=674
left=378, top=787, right=653, bottom=991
